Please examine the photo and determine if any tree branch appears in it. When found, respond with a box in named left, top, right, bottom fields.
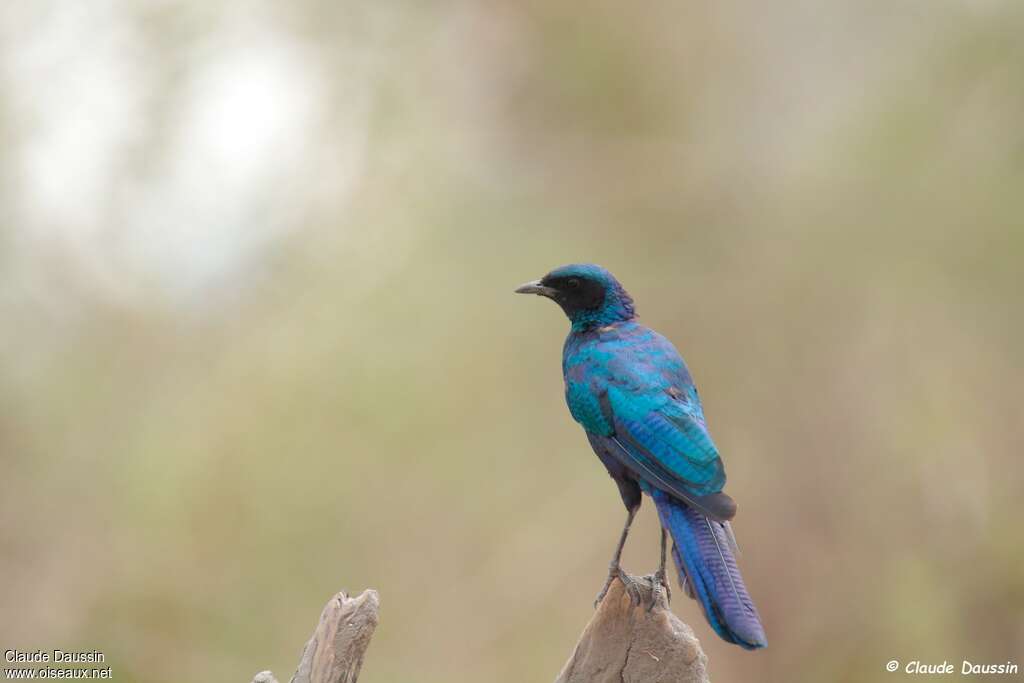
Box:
left=252, top=589, right=380, bottom=683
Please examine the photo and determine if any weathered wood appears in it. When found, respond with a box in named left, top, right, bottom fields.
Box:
left=555, top=576, right=710, bottom=683
left=251, top=589, right=380, bottom=683
left=252, top=578, right=709, bottom=683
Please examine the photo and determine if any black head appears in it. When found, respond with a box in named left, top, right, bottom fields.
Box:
left=515, top=263, right=635, bottom=329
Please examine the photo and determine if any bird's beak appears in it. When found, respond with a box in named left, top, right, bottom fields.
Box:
left=514, top=279, right=557, bottom=298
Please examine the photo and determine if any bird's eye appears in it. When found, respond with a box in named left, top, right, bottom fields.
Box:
left=567, top=278, right=580, bottom=289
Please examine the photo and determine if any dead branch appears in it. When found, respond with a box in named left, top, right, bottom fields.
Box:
left=555, top=576, right=710, bottom=683
left=251, top=576, right=710, bottom=683
left=251, top=589, right=380, bottom=683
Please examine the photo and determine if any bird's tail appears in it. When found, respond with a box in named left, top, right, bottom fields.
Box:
left=652, top=488, right=767, bottom=649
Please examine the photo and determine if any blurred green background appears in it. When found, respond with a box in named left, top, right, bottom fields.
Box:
left=1, top=1, right=1022, bottom=682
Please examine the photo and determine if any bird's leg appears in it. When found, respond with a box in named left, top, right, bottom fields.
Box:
left=649, top=526, right=672, bottom=610
left=593, top=505, right=643, bottom=608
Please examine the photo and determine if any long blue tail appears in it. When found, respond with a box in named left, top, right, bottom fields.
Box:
left=652, top=488, right=767, bottom=649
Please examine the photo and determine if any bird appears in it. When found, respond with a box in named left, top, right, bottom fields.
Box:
left=515, top=263, right=767, bottom=650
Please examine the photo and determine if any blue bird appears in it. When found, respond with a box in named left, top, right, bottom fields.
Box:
left=516, top=263, right=767, bottom=649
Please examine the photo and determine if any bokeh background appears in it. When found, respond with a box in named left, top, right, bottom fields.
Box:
left=2, top=1, right=1022, bottom=682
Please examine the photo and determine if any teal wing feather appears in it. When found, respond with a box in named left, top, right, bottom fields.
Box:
left=564, top=324, right=732, bottom=517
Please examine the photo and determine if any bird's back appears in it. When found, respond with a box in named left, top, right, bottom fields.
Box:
left=563, top=320, right=698, bottom=432
left=563, top=320, right=728, bottom=502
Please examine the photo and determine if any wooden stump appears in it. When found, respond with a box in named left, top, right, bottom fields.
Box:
left=555, top=576, right=710, bottom=683
left=251, top=578, right=709, bottom=683
left=252, top=589, right=380, bottom=683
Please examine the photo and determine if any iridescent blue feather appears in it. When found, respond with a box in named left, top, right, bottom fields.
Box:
left=551, top=264, right=766, bottom=649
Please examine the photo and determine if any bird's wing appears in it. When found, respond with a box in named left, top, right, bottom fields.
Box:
left=594, top=333, right=734, bottom=520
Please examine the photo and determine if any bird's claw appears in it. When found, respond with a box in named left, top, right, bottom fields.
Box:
left=619, top=569, right=645, bottom=606
left=648, top=569, right=672, bottom=611
left=593, top=563, right=647, bottom=609
left=593, top=561, right=619, bottom=608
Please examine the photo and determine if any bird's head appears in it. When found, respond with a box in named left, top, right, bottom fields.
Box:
left=515, top=263, right=635, bottom=330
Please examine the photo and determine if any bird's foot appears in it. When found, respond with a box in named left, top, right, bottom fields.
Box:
left=593, top=563, right=617, bottom=608
left=648, top=568, right=672, bottom=611
left=594, top=563, right=645, bottom=609
left=618, top=570, right=646, bottom=607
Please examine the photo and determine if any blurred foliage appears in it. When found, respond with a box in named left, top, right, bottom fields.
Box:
left=1, top=1, right=1022, bottom=682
